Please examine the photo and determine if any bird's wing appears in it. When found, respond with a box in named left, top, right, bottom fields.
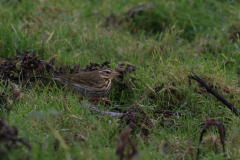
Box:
left=61, top=74, right=105, bottom=87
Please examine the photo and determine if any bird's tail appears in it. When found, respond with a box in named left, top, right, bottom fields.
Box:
left=31, top=76, right=58, bottom=81
left=35, top=76, right=54, bottom=79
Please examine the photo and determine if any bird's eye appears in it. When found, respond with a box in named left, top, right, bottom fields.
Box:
left=105, top=71, right=111, bottom=74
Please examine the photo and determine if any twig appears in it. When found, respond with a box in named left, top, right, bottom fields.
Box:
left=89, top=106, right=124, bottom=118
left=189, top=72, right=240, bottom=116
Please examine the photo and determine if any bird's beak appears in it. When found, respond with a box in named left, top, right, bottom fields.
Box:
left=112, top=73, right=121, bottom=76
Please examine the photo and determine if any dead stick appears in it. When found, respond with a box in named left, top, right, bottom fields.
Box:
left=89, top=106, right=124, bottom=118
left=189, top=73, right=240, bottom=116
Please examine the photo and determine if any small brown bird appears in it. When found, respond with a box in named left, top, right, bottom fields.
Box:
left=38, top=68, right=121, bottom=99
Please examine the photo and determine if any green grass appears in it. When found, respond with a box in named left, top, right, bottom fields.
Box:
left=1, top=0, right=240, bottom=159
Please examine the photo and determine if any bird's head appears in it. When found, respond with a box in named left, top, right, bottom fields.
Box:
left=98, top=68, right=121, bottom=80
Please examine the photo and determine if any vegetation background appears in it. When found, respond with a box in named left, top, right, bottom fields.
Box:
left=1, top=0, right=240, bottom=159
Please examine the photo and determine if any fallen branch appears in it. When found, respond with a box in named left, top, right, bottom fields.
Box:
left=88, top=104, right=184, bottom=119
left=189, top=73, right=240, bottom=116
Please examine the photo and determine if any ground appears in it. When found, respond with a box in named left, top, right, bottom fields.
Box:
left=1, top=0, right=240, bottom=159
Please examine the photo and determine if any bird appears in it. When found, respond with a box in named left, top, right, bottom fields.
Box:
left=36, top=68, right=121, bottom=100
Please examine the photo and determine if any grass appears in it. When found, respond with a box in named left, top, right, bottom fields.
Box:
left=1, top=0, right=240, bottom=159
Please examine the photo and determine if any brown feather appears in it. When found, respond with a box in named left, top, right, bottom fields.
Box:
left=37, top=68, right=120, bottom=97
